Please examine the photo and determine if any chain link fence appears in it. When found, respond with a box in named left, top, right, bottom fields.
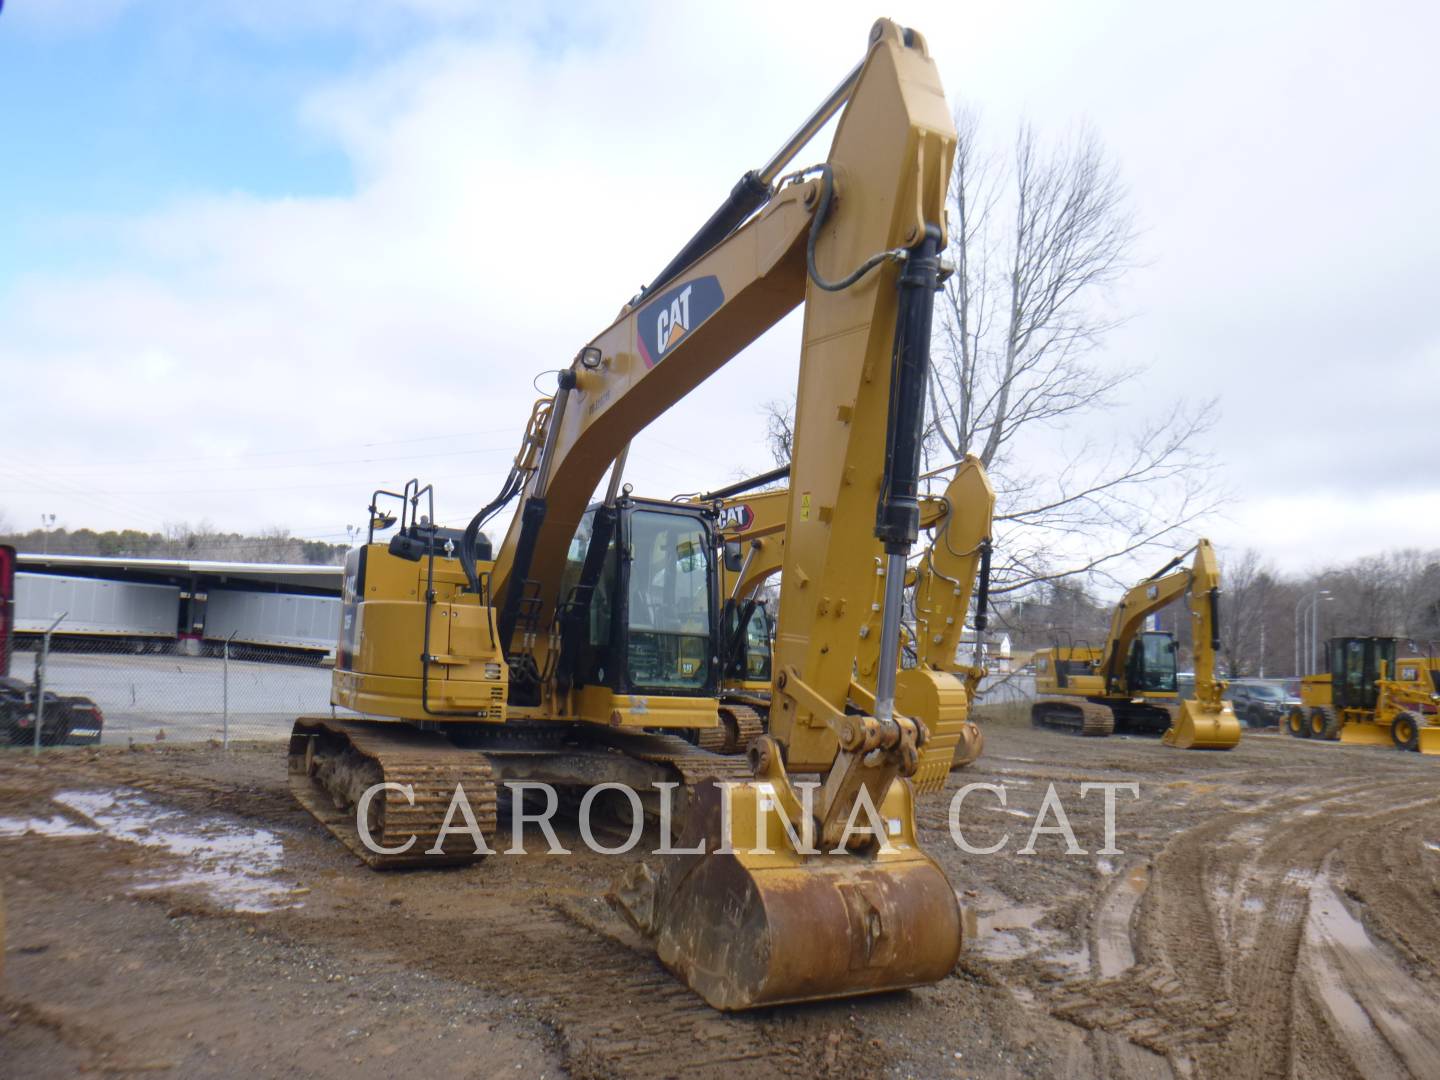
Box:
left=2, top=616, right=1035, bottom=752
left=5, top=627, right=332, bottom=749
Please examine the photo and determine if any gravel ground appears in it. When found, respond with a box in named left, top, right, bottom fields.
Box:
left=2, top=711, right=1438, bottom=1079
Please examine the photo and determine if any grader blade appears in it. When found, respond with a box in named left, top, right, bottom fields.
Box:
left=611, top=780, right=962, bottom=1011
left=1340, top=722, right=1395, bottom=747
left=1162, top=699, right=1241, bottom=750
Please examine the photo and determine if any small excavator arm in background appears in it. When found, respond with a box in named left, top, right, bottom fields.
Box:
left=704, top=454, right=996, bottom=787
left=898, top=456, right=996, bottom=778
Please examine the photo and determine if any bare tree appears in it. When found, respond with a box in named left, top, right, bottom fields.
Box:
left=763, top=396, right=795, bottom=468
left=1203, top=548, right=1440, bottom=678
left=926, top=113, right=1221, bottom=597
left=760, top=112, right=1219, bottom=607
left=1001, top=579, right=1111, bottom=650
left=930, top=116, right=1132, bottom=465
left=1319, top=549, right=1440, bottom=644
left=1220, top=548, right=1278, bottom=677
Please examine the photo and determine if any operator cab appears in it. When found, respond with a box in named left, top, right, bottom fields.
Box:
left=1126, top=630, right=1179, bottom=694
left=722, top=597, right=773, bottom=684
left=1326, top=636, right=1397, bottom=711
left=558, top=497, right=719, bottom=697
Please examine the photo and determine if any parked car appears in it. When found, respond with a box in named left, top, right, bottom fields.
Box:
left=1227, top=680, right=1289, bottom=728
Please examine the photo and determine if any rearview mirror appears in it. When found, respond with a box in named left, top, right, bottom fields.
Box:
left=724, top=539, right=743, bottom=573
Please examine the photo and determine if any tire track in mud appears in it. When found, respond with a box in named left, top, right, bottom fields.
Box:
left=1294, top=863, right=1440, bottom=1079
left=353, top=901, right=885, bottom=1079
left=1337, top=799, right=1440, bottom=982
left=261, top=864, right=890, bottom=1080
left=1051, top=772, right=1440, bottom=1078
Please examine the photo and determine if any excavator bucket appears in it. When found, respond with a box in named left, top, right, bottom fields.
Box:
left=611, top=779, right=962, bottom=1010
left=1417, top=725, right=1440, bottom=755
left=1162, top=699, right=1241, bottom=750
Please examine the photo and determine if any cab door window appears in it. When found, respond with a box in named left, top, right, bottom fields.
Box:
left=625, top=510, right=712, bottom=693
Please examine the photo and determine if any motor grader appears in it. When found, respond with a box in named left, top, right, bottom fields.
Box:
left=1286, top=636, right=1440, bottom=753
left=697, top=453, right=995, bottom=784
left=289, top=20, right=970, bottom=1010
left=1029, top=540, right=1241, bottom=749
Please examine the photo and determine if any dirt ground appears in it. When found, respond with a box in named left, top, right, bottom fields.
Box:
left=3, top=713, right=1439, bottom=1080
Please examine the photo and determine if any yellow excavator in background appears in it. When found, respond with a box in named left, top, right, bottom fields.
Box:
left=695, top=454, right=995, bottom=785
left=290, top=20, right=965, bottom=1010
left=1029, top=540, right=1241, bottom=749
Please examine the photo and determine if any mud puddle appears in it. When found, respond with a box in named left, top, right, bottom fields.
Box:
left=964, top=889, right=1088, bottom=974
left=1095, top=862, right=1150, bottom=977
left=2, top=787, right=302, bottom=913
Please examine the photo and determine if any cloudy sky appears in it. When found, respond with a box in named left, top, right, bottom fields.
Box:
left=1, top=0, right=1435, bottom=577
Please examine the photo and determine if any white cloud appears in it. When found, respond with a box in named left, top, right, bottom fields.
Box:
left=3, top=0, right=1438, bottom=577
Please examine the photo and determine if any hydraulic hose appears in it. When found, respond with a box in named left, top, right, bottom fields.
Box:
left=806, top=165, right=909, bottom=293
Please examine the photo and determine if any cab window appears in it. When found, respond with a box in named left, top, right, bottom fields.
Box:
left=626, top=510, right=712, bottom=692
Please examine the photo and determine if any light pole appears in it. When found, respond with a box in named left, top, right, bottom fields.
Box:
left=1309, top=591, right=1333, bottom=675
left=1301, top=596, right=1313, bottom=673
left=40, top=512, right=56, bottom=554
left=1293, top=589, right=1330, bottom=676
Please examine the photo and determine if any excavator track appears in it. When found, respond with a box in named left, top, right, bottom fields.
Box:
left=594, top=727, right=756, bottom=786
left=289, top=716, right=497, bottom=870
left=1113, top=701, right=1179, bottom=736
left=694, top=704, right=766, bottom=755
left=290, top=717, right=753, bottom=873
left=1030, top=697, right=1116, bottom=737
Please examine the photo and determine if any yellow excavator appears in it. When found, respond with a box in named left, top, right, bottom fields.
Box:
left=1029, top=540, right=1241, bottom=749
left=696, top=453, right=994, bottom=785
left=290, top=20, right=965, bottom=1010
